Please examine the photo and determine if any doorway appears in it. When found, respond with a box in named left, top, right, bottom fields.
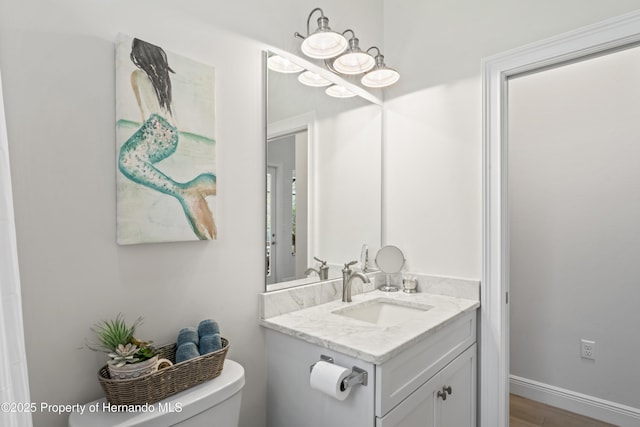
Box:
left=481, top=10, right=640, bottom=427
left=508, top=44, right=640, bottom=424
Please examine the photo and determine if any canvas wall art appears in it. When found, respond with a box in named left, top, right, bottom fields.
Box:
left=115, top=34, right=217, bottom=244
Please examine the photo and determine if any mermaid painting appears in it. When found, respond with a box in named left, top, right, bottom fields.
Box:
left=116, top=36, right=217, bottom=243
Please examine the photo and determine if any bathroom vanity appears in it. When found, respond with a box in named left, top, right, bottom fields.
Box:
left=260, top=277, right=479, bottom=427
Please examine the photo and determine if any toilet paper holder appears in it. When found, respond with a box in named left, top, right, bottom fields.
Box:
left=310, top=355, right=368, bottom=390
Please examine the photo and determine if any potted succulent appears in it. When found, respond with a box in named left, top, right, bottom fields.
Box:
left=88, top=314, right=166, bottom=380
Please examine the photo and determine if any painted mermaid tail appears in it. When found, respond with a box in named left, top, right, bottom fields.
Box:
left=177, top=173, right=217, bottom=240
left=119, top=114, right=217, bottom=239
left=118, top=114, right=181, bottom=196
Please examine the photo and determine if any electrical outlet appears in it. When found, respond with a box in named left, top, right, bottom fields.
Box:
left=581, top=339, right=596, bottom=360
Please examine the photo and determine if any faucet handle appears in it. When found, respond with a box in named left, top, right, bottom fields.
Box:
left=343, top=260, right=358, bottom=270
left=313, top=256, right=327, bottom=266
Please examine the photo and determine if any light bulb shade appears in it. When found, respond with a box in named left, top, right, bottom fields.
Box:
left=332, top=36, right=375, bottom=75
left=298, top=70, right=332, bottom=87
left=325, top=84, right=356, bottom=98
left=267, top=55, right=304, bottom=73
left=361, top=67, right=400, bottom=88
left=301, top=31, right=348, bottom=59
left=333, top=51, right=375, bottom=75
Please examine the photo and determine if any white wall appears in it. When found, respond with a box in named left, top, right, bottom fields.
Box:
left=508, top=46, right=640, bottom=409
left=0, top=1, right=382, bottom=426
left=382, top=0, right=640, bottom=279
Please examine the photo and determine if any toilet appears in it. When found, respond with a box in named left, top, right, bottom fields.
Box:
left=69, top=359, right=244, bottom=427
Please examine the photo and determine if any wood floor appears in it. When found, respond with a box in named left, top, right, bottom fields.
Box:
left=510, top=394, right=618, bottom=427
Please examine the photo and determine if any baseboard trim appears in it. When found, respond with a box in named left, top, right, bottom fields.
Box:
left=510, top=375, right=640, bottom=427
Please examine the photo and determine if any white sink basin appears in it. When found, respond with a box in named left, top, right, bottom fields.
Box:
left=332, top=298, right=432, bottom=326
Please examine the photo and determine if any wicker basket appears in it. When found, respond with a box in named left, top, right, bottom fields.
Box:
left=97, top=337, right=229, bottom=405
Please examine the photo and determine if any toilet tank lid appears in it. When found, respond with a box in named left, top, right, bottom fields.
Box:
left=68, top=359, right=245, bottom=427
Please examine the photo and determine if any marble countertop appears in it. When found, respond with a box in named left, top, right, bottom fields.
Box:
left=260, top=289, right=479, bottom=364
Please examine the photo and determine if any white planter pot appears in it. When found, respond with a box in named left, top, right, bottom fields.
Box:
left=108, top=356, right=172, bottom=380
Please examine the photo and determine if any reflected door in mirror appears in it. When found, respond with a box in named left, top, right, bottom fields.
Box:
left=267, top=133, right=308, bottom=284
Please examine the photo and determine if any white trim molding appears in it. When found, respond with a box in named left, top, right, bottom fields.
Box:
left=510, top=376, right=640, bottom=427
left=481, top=10, right=640, bottom=427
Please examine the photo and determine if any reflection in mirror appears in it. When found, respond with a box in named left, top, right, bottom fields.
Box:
left=266, top=131, right=308, bottom=285
left=265, top=50, right=382, bottom=291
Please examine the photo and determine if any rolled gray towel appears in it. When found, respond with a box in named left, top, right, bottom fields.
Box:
left=197, top=319, right=220, bottom=337
left=176, top=327, right=199, bottom=347
left=199, top=333, right=222, bottom=355
left=175, top=342, right=199, bottom=363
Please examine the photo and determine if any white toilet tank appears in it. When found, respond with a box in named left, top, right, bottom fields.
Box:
left=69, top=359, right=244, bottom=427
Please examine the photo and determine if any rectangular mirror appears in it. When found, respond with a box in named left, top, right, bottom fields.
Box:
left=265, top=50, right=382, bottom=291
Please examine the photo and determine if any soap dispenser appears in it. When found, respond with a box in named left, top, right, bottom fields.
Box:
left=360, top=244, right=369, bottom=272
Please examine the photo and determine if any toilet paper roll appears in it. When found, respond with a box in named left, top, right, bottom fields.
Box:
left=309, top=361, right=352, bottom=401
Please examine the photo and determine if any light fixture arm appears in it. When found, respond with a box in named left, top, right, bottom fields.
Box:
left=366, top=46, right=385, bottom=67
left=366, top=46, right=381, bottom=57
left=342, top=29, right=362, bottom=52
left=342, top=29, right=356, bottom=40
left=307, top=7, right=325, bottom=36
left=295, top=7, right=327, bottom=40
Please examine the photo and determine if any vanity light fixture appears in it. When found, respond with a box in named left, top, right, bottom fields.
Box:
left=361, top=47, right=400, bottom=88
left=331, top=30, right=375, bottom=75
left=267, top=55, right=304, bottom=73
left=298, top=70, right=332, bottom=87
left=294, top=9, right=400, bottom=90
left=295, top=8, right=348, bottom=59
left=325, top=84, right=356, bottom=98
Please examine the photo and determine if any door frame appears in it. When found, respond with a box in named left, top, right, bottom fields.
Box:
left=481, top=9, right=640, bottom=427
left=266, top=165, right=279, bottom=284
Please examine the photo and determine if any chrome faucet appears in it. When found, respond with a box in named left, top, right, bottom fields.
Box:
left=342, top=261, right=370, bottom=303
left=305, top=257, right=329, bottom=280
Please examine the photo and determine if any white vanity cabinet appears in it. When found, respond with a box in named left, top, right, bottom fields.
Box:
left=375, top=311, right=476, bottom=426
left=266, top=310, right=477, bottom=427
left=376, top=344, right=476, bottom=427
